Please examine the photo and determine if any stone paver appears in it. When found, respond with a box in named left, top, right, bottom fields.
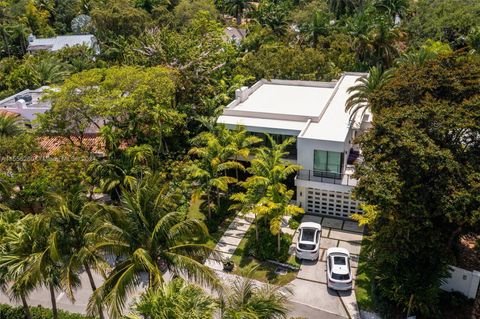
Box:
left=337, top=240, right=361, bottom=256
left=322, top=217, right=344, bottom=229
left=283, top=227, right=296, bottom=236
left=204, top=258, right=223, bottom=270
left=228, top=220, right=250, bottom=231
left=343, top=220, right=364, bottom=233
left=301, top=214, right=323, bottom=224
left=219, top=235, right=242, bottom=246
left=320, top=237, right=339, bottom=249
left=350, top=254, right=360, bottom=268
left=322, top=226, right=331, bottom=238
left=222, top=228, right=246, bottom=238
left=297, top=260, right=327, bottom=283
left=292, top=231, right=299, bottom=244
left=329, top=229, right=363, bottom=242
left=215, top=242, right=237, bottom=254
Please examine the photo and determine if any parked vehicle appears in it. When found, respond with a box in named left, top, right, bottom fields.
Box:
left=326, top=247, right=352, bottom=291
left=296, top=222, right=321, bottom=260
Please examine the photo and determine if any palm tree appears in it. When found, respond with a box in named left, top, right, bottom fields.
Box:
left=127, top=278, right=217, bottom=319
left=44, top=188, right=111, bottom=319
left=29, top=56, right=71, bottom=87
left=221, top=275, right=289, bottom=319
left=345, top=66, right=394, bottom=122
left=0, top=214, right=63, bottom=319
left=374, top=0, right=408, bottom=20
left=88, top=174, right=220, bottom=318
left=396, top=48, right=437, bottom=68
left=328, top=0, right=363, bottom=19
left=229, top=126, right=262, bottom=178
left=0, top=209, right=33, bottom=319
left=189, top=130, right=244, bottom=219
left=231, top=135, right=302, bottom=249
left=0, top=112, right=23, bottom=137
left=224, top=0, right=252, bottom=25
left=257, top=185, right=302, bottom=253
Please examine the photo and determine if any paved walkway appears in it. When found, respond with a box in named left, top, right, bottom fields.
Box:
left=205, top=212, right=254, bottom=270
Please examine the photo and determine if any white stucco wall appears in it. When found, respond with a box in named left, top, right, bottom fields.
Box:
left=441, top=266, right=480, bottom=299
left=297, top=137, right=347, bottom=171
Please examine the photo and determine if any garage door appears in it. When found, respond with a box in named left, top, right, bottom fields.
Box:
left=306, top=188, right=362, bottom=218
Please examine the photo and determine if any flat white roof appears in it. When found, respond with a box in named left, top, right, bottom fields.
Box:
left=218, top=115, right=306, bottom=134
left=28, top=35, right=96, bottom=51
left=217, top=73, right=367, bottom=143
left=301, top=74, right=360, bottom=142
left=233, top=83, right=334, bottom=117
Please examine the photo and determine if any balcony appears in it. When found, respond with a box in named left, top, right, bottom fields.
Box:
left=296, top=167, right=357, bottom=187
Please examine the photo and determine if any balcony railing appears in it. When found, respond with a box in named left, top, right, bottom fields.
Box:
left=296, top=169, right=357, bottom=187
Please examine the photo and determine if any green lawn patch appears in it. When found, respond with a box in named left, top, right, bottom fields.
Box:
left=355, top=239, right=375, bottom=312
left=231, top=225, right=298, bottom=286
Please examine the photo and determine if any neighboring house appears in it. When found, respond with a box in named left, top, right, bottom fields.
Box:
left=0, top=87, right=52, bottom=122
left=27, top=34, right=100, bottom=54
left=38, top=134, right=108, bottom=157
left=223, top=27, right=247, bottom=44
left=217, top=73, right=371, bottom=218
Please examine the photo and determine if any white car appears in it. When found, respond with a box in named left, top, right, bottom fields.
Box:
left=326, top=247, right=352, bottom=291
left=296, top=222, right=321, bottom=260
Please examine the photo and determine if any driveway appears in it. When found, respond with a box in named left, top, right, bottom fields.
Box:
left=288, top=215, right=364, bottom=319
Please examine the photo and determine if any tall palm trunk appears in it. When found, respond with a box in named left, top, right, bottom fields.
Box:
left=49, top=283, right=58, bottom=319
left=84, top=263, right=105, bottom=319
left=255, top=215, right=259, bottom=241
left=207, top=192, right=212, bottom=220
left=236, top=7, right=242, bottom=25
left=277, top=231, right=281, bottom=253
left=20, top=294, right=32, bottom=319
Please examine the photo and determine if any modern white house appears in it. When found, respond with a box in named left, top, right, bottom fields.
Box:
left=217, top=73, right=371, bottom=218
left=0, top=87, right=52, bottom=122
left=27, top=34, right=100, bottom=54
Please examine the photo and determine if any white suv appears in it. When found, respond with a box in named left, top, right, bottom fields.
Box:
left=326, top=247, right=352, bottom=291
left=295, top=222, right=321, bottom=260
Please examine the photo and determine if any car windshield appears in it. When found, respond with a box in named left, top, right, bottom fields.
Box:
left=334, top=256, right=347, bottom=265
left=300, top=228, right=316, bottom=242
left=332, top=273, right=350, bottom=280
left=298, top=243, right=316, bottom=250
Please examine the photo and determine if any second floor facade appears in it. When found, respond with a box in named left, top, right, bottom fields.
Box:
left=217, top=73, right=371, bottom=192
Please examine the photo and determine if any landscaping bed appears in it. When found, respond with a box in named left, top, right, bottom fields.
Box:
left=230, top=225, right=299, bottom=286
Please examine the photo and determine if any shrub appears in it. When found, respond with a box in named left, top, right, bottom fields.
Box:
left=244, top=226, right=292, bottom=262
left=0, top=304, right=94, bottom=319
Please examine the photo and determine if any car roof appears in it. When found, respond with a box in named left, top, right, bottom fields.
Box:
left=331, top=262, right=350, bottom=275
left=327, top=247, right=350, bottom=256
left=299, top=222, right=321, bottom=230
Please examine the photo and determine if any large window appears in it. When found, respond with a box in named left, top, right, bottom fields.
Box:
left=314, top=150, right=342, bottom=176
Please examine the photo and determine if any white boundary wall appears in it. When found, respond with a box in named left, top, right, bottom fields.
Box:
left=441, top=265, right=480, bottom=299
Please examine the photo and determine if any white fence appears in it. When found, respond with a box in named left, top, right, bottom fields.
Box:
left=440, top=265, right=480, bottom=299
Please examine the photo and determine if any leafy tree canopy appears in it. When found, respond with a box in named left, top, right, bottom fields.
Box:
left=354, top=52, right=480, bottom=316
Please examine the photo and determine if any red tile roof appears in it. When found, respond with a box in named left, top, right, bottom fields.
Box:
left=38, top=134, right=106, bottom=156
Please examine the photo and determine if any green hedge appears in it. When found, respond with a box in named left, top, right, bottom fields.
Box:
left=244, top=225, right=292, bottom=262
left=0, top=304, right=94, bottom=319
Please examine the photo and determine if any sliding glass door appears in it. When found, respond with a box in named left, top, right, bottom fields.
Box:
left=313, top=150, right=342, bottom=177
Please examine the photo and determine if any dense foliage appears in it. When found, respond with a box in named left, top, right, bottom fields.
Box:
left=0, top=304, right=93, bottom=319
left=354, top=53, right=480, bottom=317
left=1, top=0, right=480, bottom=318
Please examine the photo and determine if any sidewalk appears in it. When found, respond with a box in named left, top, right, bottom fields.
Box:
left=205, top=212, right=254, bottom=270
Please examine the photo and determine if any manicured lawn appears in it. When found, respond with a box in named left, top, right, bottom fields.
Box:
left=355, top=239, right=375, bottom=312
left=230, top=225, right=298, bottom=286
